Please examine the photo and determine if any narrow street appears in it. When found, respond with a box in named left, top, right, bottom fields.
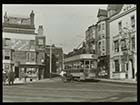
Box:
left=3, top=78, right=137, bottom=102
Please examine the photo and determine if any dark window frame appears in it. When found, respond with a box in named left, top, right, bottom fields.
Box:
left=114, top=60, right=120, bottom=72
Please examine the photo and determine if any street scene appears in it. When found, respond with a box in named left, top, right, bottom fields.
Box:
left=2, top=4, right=137, bottom=102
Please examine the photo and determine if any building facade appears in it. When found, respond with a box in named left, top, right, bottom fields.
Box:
left=96, top=9, right=110, bottom=78
left=2, top=11, right=46, bottom=80
left=109, top=4, right=137, bottom=80
left=45, top=45, right=63, bottom=76
left=85, top=25, right=96, bottom=54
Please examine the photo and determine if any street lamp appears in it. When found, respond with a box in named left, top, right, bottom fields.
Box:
left=49, top=44, right=52, bottom=79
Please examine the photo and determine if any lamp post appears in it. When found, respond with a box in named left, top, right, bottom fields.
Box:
left=41, top=58, right=45, bottom=79
left=49, top=45, right=52, bottom=79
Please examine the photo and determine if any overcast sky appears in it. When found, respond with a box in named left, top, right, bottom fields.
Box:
left=3, top=4, right=107, bottom=54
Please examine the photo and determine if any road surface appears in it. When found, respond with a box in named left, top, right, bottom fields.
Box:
left=3, top=78, right=137, bottom=102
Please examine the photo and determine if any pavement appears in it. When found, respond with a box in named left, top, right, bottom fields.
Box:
left=8, top=77, right=137, bottom=85
left=94, top=78, right=137, bottom=85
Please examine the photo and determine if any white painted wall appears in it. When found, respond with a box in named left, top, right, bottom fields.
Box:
left=3, top=32, right=36, bottom=40
left=109, top=6, right=136, bottom=79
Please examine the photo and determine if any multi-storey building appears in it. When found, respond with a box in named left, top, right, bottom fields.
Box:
left=2, top=11, right=46, bottom=80
left=85, top=25, right=97, bottom=54
left=96, top=9, right=110, bottom=78
left=45, top=45, right=63, bottom=77
left=108, top=4, right=137, bottom=80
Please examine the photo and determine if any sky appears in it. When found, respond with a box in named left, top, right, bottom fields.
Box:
left=3, top=4, right=107, bottom=54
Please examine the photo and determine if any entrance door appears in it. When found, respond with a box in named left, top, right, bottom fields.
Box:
left=15, top=67, right=19, bottom=78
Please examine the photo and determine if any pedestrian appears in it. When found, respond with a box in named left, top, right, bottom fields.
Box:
left=60, top=70, right=67, bottom=82
left=3, top=70, right=7, bottom=85
left=7, top=70, right=15, bottom=85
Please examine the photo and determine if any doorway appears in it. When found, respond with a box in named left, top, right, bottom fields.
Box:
left=15, top=66, right=19, bottom=78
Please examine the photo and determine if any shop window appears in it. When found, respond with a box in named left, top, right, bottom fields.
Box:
left=114, top=60, right=120, bottom=72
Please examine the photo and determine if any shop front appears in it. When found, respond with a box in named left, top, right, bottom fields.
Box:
left=17, top=64, right=45, bottom=81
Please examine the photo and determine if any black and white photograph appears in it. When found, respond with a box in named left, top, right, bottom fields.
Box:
left=2, top=4, right=137, bottom=102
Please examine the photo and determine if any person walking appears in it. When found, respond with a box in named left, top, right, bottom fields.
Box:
left=3, top=70, right=7, bottom=85
left=60, top=70, right=67, bottom=82
left=7, top=70, right=15, bottom=85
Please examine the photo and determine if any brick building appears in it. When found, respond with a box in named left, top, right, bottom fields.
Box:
left=45, top=45, right=63, bottom=77
left=2, top=10, right=46, bottom=80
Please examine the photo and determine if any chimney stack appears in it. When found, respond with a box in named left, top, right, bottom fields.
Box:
left=38, top=25, right=44, bottom=35
left=30, top=10, right=35, bottom=26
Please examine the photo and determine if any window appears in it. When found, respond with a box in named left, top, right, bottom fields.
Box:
left=5, top=64, right=9, bottom=69
left=121, top=39, right=127, bottom=51
left=98, top=24, right=101, bottom=31
left=118, top=21, right=122, bottom=32
left=114, top=40, right=119, bottom=52
left=4, top=50, right=10, bottom=60
left=30, top=40, right=35, bottom=47
left=102, top=34, right=104, bottom=38
left=26, top=52, right=30, bottom=62
left=38, top=39, right=44, bottom=45
left=102, top=23, right=105, bottom=30
left=99, top=42, right=101, bottom=50
left=102, top=40, right=105, bottom=51
left=132, top=37, right=135, bottom=49
left=114, top=60, right=120, bottom=72
left=31, top=52, right=35, bottom=62
left=131, top=15, right=135, bottom=29
left=4, top=38, right=11, bottom=46
left=5, top=56, right=10, bottom=60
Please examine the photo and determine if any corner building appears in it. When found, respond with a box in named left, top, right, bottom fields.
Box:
left=108, top=4, right=137, bottom=80
left=2, top=11, right=46, bottom=80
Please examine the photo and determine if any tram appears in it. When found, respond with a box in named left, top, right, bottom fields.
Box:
left=64, top=54, right=97, bottom=81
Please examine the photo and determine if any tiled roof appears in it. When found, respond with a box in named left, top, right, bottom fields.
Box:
left=97, top=9, right=107, bottom=17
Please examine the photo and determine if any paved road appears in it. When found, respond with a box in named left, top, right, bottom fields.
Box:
left=3, top=78, right=137, bottom=102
